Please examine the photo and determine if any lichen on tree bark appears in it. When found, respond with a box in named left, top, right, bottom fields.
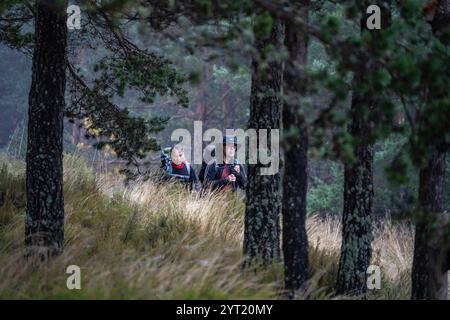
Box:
left=243, top=16, right=284, bottom=267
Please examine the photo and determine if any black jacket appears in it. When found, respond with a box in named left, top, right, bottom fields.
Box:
left=198, top=162, right=208, bottom=183
left=204, top=160, right=247, bottom=191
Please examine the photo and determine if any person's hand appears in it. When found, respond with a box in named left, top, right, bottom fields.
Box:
left=227, top=174, right=236, bottom=182
left=233, top=165, right=240, bottom=175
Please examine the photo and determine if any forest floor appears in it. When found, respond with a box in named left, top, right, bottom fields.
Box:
left=0, top=153, right=420, bottom=299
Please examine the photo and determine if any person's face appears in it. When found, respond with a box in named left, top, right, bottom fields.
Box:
left=224, top=143, right=236, bottom=158
left=171, top=148, right=184, bottom=165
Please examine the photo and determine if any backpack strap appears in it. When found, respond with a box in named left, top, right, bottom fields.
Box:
left=184, top=161, right=190, bottom=176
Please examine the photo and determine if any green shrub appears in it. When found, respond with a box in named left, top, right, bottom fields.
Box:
left=307, top=163, right=343, bottom=216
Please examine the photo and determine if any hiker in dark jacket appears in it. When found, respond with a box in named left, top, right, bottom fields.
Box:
left=204, top=135, right=246, bottom=192
left=161, top=144, right=200, bottom=193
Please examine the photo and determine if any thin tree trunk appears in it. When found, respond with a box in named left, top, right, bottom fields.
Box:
left=221, top=81, right=232, bottom=128
left=282, top=0, right=310, bottom=297
left=195, top=65, right=208, bottom=122
left=411, top=0, right=449, bottom=300
left=25, top=0, right=67, bottom=258
left=243, top=16, right=284, bottom=266
left=71, top=120, right=81, bottom=146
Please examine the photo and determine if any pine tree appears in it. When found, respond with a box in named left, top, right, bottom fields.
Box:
left=282, top=0, right=310, bottom=297
left=25, top=0, right=68, bottom=258
left=243, top=14, right=284, bottom=266
left=411, top=0, right=449, bottom=300
left=336, top=1, right=391, bottom=296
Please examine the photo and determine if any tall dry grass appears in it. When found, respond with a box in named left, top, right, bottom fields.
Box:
left=0, top=153, right=417, bottom=299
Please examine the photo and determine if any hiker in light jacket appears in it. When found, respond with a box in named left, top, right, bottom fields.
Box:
left=161, top=144, right=200, bottom=192
left=204, top=135, right=246, bottom=192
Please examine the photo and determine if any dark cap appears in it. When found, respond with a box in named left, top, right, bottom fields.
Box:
left=223, top=135, right=238, bottom=145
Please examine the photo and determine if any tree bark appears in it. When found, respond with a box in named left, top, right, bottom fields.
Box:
left=281, top=0, right=310, bottom=297
left=335, top=71, right=375, bottom=296
left=411, top=0, right=449, bottom=300
left=221, top=81, right=232, bottom=128
left=336, top=2, right=391, bottom=296
left=243, top=16, right=284, bottom=266
left=195, top=65, right=208, bottom=122
left=25, top=0, right=67, bottom=258
left=71, top=119, right=81, bottom=146
left=412, top=148, right=448, bottom=299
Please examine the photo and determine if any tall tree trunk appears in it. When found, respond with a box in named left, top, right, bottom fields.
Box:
left=243, top=16, right=284, bottom=266
left=282, top=0, right=310, bottom=297
left=195, top=65, right=208, bottom=122
left=336, top=1, right=391, bottom=296
left=221, top=81, right=232, bottom=129
left=412, top=148, right=448, bottom=299
left=335, top=72, right=374, bottom=296
left=25, top=0, right=67, bottom=258
left=71, top=119, right=81, bottom=146
left=412, top=0, right=449, bottom=300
